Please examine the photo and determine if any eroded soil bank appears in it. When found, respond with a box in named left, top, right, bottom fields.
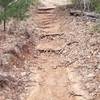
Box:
left=0, top=4, right=100, bottom=100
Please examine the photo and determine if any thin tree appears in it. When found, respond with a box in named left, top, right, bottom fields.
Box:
left=0, top=0, right=33, bottom=31
left=0, top=0, right=14, bottom=31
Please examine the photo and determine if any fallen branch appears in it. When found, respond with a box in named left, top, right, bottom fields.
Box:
left=70, top=9, right=83, bottom=16
left=84, top=12, right=100, bottom=19
left=70, top=9, right=100, bottom=19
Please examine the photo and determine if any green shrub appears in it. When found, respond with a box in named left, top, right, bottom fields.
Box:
left=0, top=0, right=35, bottom=31
left=91, top=0, right=100, bottom=13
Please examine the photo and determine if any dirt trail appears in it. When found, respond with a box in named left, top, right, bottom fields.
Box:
left=27, top=5, right=100, bottom=100
left=27, top=7, right=71, bottom=100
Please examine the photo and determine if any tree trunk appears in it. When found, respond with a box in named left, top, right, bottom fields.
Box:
left=4, top=19, right=6, bottom=31
left=3, top=8, right=6, bottom=31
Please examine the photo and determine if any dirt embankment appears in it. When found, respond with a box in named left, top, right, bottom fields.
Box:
left=0, top=6, right=38, bottom=100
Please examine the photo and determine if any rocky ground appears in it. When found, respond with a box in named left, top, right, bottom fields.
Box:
left=0, top=4, right=100, bottom=100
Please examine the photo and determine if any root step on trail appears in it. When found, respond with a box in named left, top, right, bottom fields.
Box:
left=36, top=39, right=65, bottom=52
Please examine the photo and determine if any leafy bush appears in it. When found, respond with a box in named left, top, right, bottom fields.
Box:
left=0, top=0, right=34, bottom=31
left=91, top=0, right=100, bottom=13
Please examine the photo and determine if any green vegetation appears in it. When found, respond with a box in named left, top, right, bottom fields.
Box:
left=91, top=0, right=100, bottom=13
left=0, top=0, right=34, bottom=31
left=91, top=0, right=100, bottom=32
left=0, top=0, right=14, bottom=31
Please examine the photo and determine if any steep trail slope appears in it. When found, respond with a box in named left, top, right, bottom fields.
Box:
left=27, top=7, right=71, bottom=100
left=27, top=5, right=100, bottom=100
